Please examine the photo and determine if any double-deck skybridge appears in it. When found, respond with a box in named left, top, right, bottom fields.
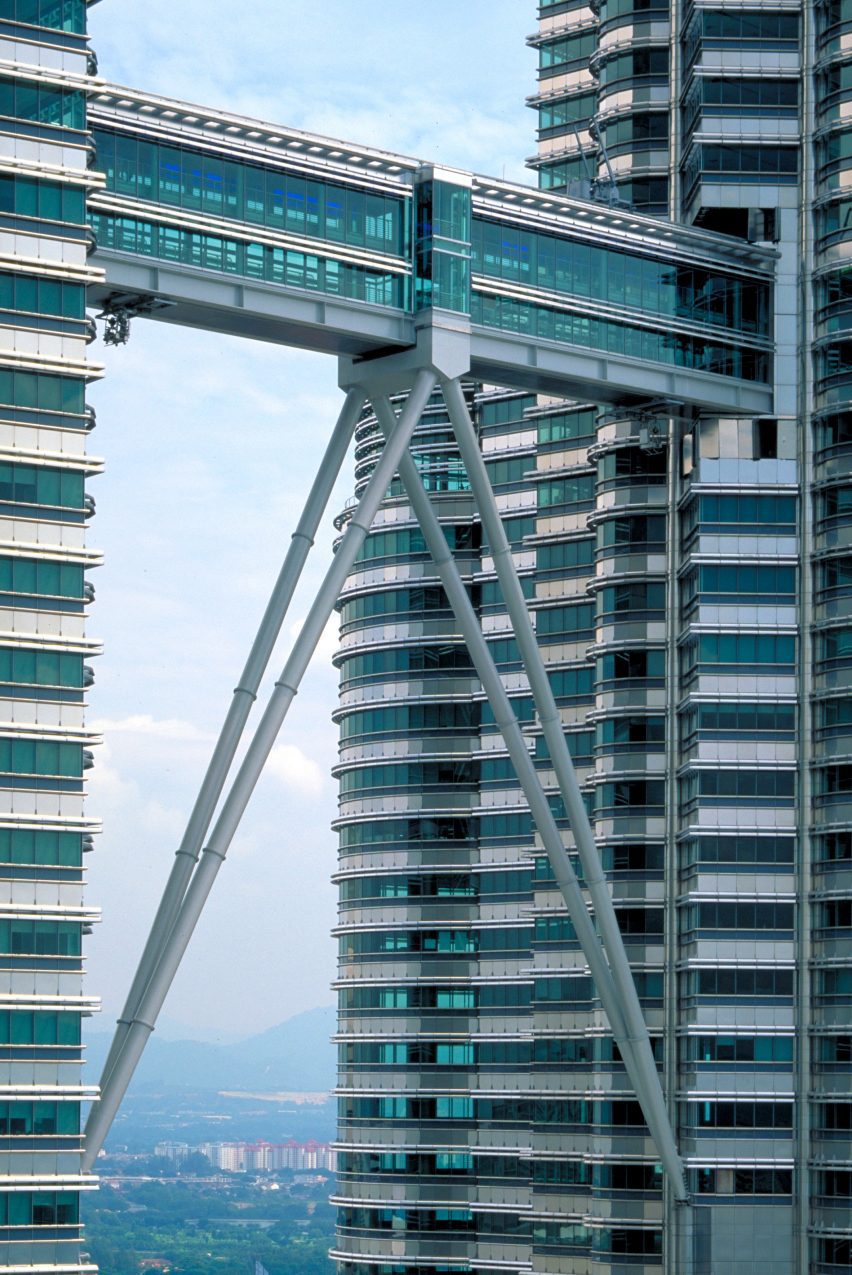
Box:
left=81, top=80, right=778, bottom=1205
left=86, top=85, right=774, bottom=412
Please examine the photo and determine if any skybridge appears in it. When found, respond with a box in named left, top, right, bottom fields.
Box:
left=86, top=85, right=775, bottom=413
left=78, top=83, right=779, bottom=1208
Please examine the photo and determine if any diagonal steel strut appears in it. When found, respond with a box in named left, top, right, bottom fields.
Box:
left=379, top=380, right=687, bottom=1202
left=82, top=371, right=436, bottom=1170
left=92, top=388, right=365, bottom=1116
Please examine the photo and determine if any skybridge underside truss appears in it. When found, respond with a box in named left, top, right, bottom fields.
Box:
left=88, top=255, right=773, bottom=413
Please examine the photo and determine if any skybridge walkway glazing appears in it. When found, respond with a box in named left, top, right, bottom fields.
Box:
left=87, top=85, right=775, bottom=413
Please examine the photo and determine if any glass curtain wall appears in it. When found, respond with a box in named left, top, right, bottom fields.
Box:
left=0, top=3, right=99, bottom=1273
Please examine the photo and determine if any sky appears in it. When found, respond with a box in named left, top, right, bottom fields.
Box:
left=84, top=1, right=536, bottom=1043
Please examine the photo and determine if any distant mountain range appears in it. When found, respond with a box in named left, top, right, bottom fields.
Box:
left=84, top=1005, right=336, bottom=1093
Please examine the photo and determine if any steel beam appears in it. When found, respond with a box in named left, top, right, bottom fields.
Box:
left=91, top=387, right=365, bottom=1111
left=82, top=371, right=435, bottom=1170
left=438, top=376, right=688, bottom=1202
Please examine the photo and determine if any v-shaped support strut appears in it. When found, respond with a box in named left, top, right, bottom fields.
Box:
left=84, top=337, right=686, bottom=1203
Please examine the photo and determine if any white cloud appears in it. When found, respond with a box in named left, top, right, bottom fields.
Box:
left=91, top=714, right=213, bottom=743
left=287, top=614, right=340, bottom=668
left=90, top=0, right=535, bottom=179
left=265, top=743, right=325, bottom=796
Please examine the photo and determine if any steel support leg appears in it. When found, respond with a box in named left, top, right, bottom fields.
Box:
left=83, top=371, right=435, bottom=1170
left=437, top=377, right=687, bottom=1202
left=92, top=388, right=365, bottom=1111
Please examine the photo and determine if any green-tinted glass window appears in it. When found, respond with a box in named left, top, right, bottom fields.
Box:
left=538, top=93, right=597, bottom=132
left=431, top=249, right=470, bottom=312
left=685, top=492, right=797, bottom=532
left=478, top=393, right=535, bottom=426
left=693, top=144, right=799, bottom=178
left=597, top=649, right=666, bottom=680
left=0, top=463, right=83, bottom=509
left=548, top=665, right=595, bottom=698
left=598, top=48, right=668, bottom=86
left=0, top=367, right=85, bottom=417
left=88, top=212, right=408, bottom=311
left=539, top=474, right=596, bottom=507
left=685, top=703, right=795, bottom=739
left=0, top=174, right=85, bottom=223
left=0, top=828, right=82, bottom=865
left=0, top=736, right=82, bottom=776
left=598, top=716, right=665, bottom=746
left=694, top=632, right=796, bottom=666
left=599, top=581, right=666, bottom=615
left=0, top=557, right=84, bottom=599
left=0, top=918, right=81, bottom=955
left=470, top=291, right=770, bottom=381
left=339, top=585, right=450, bottom=625
left=472, top=218, right=769, bottom=337
left=0, top=76, right=84, bottom=129
left=539, top=30, right=598, bottom=70
left=415, top=180, right=471, bottom=313
left=0, top=647, right=83, bottom=687
left=93, top=130, right=407, bottom=257
left=339, top=701, right=478, bottom=741
left=0, top=271, right=83, bottom=318
left=536, top=602, right=595, bottom=637
left=538, top=155, right=594, bottom=191
left=600, top=514, right=666, bottom=546
left=0, top=1099, right=79, bottom=1134
left=537, top=408, right=597, bottom=445
left=601, top=111, right=668, bottom=148
left=686, top=562, right=796, bottom=600
left=3, top=0, right=85, bottom=32
left=700, top=9, right=799, bottom=43
left=537, top=538, right=595, bottom=573
left=484, top=455, right=530, bottom=489
left=433, top=182, right=471, bottom=244
left=0, top=1189, right=79, bottom=1225
left=699, top=78, right=799, bottom=114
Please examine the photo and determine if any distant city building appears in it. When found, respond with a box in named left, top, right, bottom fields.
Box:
left=196, top=1140, right=336, bottom=1173
left=153, top=1141, right=190, bottom=1165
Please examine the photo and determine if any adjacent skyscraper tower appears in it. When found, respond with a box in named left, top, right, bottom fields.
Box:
left=333, top=3, right=850, bottom=1274
left=0, top=2, right=100, bottom=1272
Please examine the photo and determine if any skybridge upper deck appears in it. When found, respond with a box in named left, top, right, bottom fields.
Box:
left=87, top=84, right=776, bottom=412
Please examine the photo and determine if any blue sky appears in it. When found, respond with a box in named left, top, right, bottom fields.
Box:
left=85, top=1, right=536, bottom=1040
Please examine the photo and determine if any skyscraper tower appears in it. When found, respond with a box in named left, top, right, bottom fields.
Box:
left=332, top=3, right=847, bottom=1274
left=0, top=2, right=100, bottom=1272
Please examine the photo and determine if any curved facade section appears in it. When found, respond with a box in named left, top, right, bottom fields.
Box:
left=527, top=1, right=599, bottom=194
left=593, top=0, right=671, bottom=214
left=332, top=388, right=537, bottom=1275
